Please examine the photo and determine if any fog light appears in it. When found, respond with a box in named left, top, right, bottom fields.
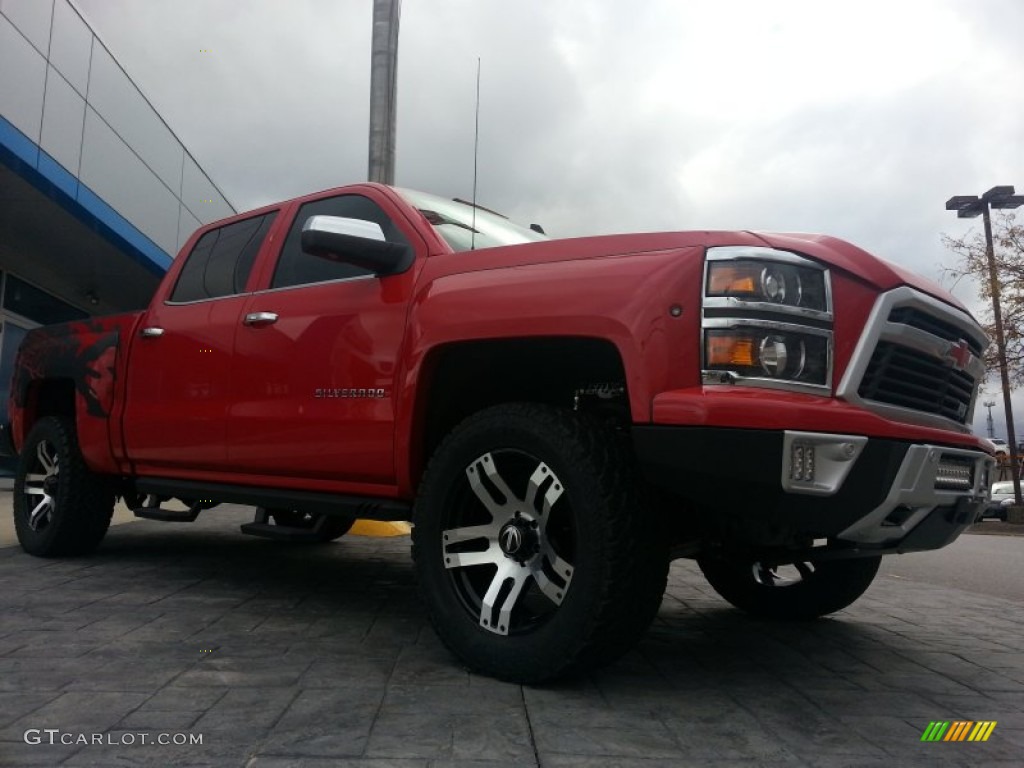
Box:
left=782, top=431, right=866, bottom=496
left=791, top=442, right=816, bottom=482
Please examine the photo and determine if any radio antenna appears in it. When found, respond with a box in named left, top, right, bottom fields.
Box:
left=471, top=57, right=481, bottom=250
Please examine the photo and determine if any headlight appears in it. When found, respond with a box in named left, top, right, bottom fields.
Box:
left=705, top=327, right=829, bottom=386
left=702, top=247, right=833, bottom=394
left=706, top=260, right=828, bottom=311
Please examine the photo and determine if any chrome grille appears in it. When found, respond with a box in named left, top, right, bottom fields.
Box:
left=887, top=307, right=984, bottom=356
left=837, top=287, right=987, bottom=432
left=859, top=341, right=975, bottom=423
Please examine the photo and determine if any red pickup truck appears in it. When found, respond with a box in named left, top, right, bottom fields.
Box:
left=2, top=183, right=993, bottom=683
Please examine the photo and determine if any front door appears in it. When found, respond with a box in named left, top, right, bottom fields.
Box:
left=227, top=193, right=418, bottom=485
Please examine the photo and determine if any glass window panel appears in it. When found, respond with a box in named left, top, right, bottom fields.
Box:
left=171, top=228, right=216, bottom=303
left=170, top=213, right=274, bottom=302
left=231, top=213, right=274, bottom=293
left=271, top=195, right=408, bottom=289
left=49, top=0, right=91, bottom=96
left=0, top=15, right=46, bottom=142
left=3, top=276, right=88, bottom=324
left=176, top=205, right=201, bottom=255
left=40, top=66, right=85, bottom=173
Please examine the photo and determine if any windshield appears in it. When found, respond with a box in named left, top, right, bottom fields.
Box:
left=396, top=188, right=548, bottom=252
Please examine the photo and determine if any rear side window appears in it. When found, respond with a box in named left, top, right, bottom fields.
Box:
left=271, top=195, right=409, bottom=289
left=170, top=213, right=276, bottom=302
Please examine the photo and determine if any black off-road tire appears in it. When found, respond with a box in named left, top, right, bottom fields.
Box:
left=697, top=553, right=882, bottom=620
left=412, top=403, right=669, bottom=684
left=13, top=416, right=115, bottom=557
left=265, top=509, right=355, bottom=542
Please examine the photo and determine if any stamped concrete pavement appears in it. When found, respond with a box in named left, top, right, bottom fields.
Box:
left=0, top=503, right=1022, bottom=767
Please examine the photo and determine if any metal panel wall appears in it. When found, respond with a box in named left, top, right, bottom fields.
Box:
left=0, top=0, right=53, bottom=56
left=39, top=65, right=85, bottom=174
left=0, top=0, right=236, bottom=267
left=0, top=14, right=46, bottom=145
left=80, top=106, right=180, bottom=255
left=48, top=0, right=91, bottom=96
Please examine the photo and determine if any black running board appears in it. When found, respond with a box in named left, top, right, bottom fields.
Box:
left=134, top=477, right=411, bottom=521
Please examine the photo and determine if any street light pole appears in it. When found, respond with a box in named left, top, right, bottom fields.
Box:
left=368, top=0, right=400, bottom=185
left=947, top=186, right=1024, bottom=505
left=983, top=399, right=996, bottom=439
left=978, top=399, right=995, bottom=442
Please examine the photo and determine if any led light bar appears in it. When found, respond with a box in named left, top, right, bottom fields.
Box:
left=934, top=457, right=974, bottom=491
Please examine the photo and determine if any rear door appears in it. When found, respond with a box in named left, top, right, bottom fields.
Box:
left=227, top=191, right=420, bottom=485
left=122, top=211, right=278, bottom=472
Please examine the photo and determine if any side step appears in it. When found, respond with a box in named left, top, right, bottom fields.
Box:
left=132, top=495, right=202, bottom=522
left=132, top=506, right=202, bottom=522
left=239, top=508, right=324, bottom=542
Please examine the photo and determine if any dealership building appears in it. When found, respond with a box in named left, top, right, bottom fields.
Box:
left=0, top=0, right=233, bottom=451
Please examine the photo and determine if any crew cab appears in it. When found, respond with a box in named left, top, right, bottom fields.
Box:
left=2, top=183, right=993, bottom=683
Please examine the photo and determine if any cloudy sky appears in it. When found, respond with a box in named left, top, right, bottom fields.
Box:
left=75, top=0, right=1024, bottom=436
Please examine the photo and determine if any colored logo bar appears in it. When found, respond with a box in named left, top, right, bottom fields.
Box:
left=921, top=721, right=997, bottom=742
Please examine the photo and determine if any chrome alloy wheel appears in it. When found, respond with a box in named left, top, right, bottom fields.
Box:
left=442, top=451, right=575, bottom=636
left=22, top=440, right=60, bottom=532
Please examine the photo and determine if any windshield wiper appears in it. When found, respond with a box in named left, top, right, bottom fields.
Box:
left=419, top=208, right=479, bottom=233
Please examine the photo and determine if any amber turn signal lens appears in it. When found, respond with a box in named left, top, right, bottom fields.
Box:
left=707, top=334, right=756, bottom=367
left=707, top=263, right=761, bottom=296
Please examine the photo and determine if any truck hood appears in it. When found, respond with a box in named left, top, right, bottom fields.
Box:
left=435, top=230, right=969, bottom=314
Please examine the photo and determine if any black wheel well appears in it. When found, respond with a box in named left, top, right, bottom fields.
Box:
left=26, top=379, right=75, bottom=430
left=413, top=337, right=628, bottom=486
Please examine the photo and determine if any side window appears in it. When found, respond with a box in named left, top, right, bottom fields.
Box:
left=271, top=195, right=409, bottom=289
left=170, top=212, right=276, bottom=302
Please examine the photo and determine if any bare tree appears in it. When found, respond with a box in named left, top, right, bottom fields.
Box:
left=943, top=211, right=1024, bottom=384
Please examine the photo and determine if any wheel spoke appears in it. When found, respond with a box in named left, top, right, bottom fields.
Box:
left=442, top=522, right=500, bottom=545
left=531, top=548, right=574, bottom=605
left=523, top=461, right=563, bottom=526
left=444, top=546, right=502, bottom=569
left=466, top=453, right=517, bottom=519
left=24, top=486, right=47, bottom=496
left=36, top=442, right=56, bottom=475
left=29, top=496, right=52, bottom=529
left=793, top=561, right=816, bottom=581
left=25, top=473, right=47, bottom=483
left=479, top=560, right=529, bottom=635
left=532, top=566, right=568, bottom=605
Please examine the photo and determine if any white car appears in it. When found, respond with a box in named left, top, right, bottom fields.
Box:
left=987, top=438, right=1010, bottom=458
left=987, top=481, right=1016, bottom=520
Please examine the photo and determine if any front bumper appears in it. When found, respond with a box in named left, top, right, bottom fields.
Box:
left=633, top=425, right=992, bottom=552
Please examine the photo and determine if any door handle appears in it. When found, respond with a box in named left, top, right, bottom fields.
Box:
left=243, top=311, right=279, bottom=326
left=140, top=327, right=164, bottom=337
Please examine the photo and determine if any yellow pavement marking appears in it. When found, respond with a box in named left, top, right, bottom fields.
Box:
left=350, top=520, right=411, bottom=537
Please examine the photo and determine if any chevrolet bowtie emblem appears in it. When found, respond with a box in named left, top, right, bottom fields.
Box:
left=947, top=339, right=973, bottom=371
